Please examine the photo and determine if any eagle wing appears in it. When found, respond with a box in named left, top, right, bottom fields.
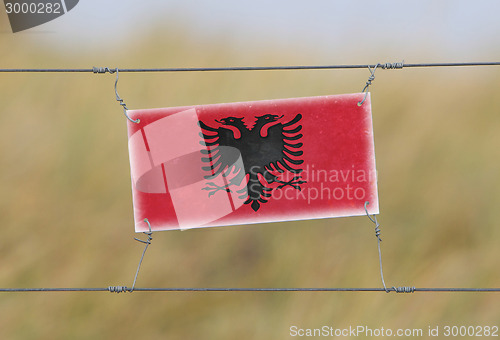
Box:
left=261, top=114, right=304, bottom=174
left=198, top=121, right=242, bottom=179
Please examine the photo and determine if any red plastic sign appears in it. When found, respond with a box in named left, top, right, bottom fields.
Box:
left=127, top=93, right=378, bottom=232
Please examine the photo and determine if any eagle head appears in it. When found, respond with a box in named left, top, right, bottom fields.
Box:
left=256, top=114, right=283, bottom=124
left=256, top=114, right=284, bottom=137
left=215, top=116, right=245, bottom=139
left=216, top=117, right=245, bottom=127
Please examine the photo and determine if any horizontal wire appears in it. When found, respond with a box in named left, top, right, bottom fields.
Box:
left=0, top=62, right=500, bottom=73
left=1, top=287, right=499, bottom=293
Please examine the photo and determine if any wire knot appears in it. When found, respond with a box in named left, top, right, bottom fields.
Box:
left=92, top=67, right=116, bottom=74
left=358, top=64, right=378, bottom=106
left=134, top=218, right=153, bottom=245
left=374, top=224, right=382, bottom=241
left=364, top=201, right=382, bottom=242
left=365, top=73, right=375, bottom=87
left=134, top=232, right=153, bottom=245
left=391, top=286, right=415, bottom=293
left=379, top=61, right=404, bottom=70
left=108, top=286, right=129, bottom=293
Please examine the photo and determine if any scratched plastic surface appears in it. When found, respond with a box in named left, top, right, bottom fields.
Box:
left=127, top=93, right=378, bottom=231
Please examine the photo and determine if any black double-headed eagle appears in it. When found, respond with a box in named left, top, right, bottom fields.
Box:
left=198, top=113, right=306, bottom=212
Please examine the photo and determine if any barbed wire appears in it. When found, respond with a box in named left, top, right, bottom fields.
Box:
left=0, top=61, right=499, bottom=73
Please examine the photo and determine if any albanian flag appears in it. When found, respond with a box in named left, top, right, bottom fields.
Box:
left=127, top=93, right=378, bottom=232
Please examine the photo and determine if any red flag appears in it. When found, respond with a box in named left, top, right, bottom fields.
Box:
left=127, top=93, right=378, bottom=232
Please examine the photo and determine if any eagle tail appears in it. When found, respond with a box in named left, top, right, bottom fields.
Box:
left=244, top=172, right=272, bottom=212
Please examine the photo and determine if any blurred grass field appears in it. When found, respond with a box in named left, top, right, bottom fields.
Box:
left=1, top=20, right=500, bottom=340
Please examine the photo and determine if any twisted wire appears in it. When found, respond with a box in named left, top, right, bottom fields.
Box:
left=130, top=219, right=153, bottom=292
left=357, top=64, right=379, bottom=106
left=391, top=286, right=416, bottom=293
left=108, top=286, right=129, bottom=293
left=112, top=68, right=140, bottom=124
left=364, top=201, right=390, bottom=292
left=379, top=61, right=405, bottom=69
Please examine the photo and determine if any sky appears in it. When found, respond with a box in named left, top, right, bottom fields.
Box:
left=2, top=0, right=500, bottom=62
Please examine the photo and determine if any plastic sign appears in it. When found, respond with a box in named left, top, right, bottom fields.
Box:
left=127, top=93, right=379, bottom=232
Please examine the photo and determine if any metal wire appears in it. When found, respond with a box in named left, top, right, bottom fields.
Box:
left=0, top=61, right=500, bottom=73
left=0, top=60, right=499, bottom=294
left=358, top=64, right=379, bottom=106
left=112, top=68, right=140, bottom=123
left=0, top=210, right=498, bottom=294
left=0, top=287, right=499, bottom=293
left=130, top=218, right=153, bottom=292
left=1, top=211, right=497, bottom=294
left=364, top=201, right=390, bottom=292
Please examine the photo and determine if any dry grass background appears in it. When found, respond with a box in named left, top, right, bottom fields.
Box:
left=1, top=17, right=500, bottom=340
